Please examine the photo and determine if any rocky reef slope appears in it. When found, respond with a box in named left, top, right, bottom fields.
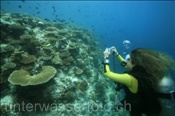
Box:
left=0, top=13, right=122, bottom=116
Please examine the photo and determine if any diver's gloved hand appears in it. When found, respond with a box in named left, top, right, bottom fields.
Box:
left=110, top=46, right=119, bottom=55
left=104, top=48, right=110, bottom=59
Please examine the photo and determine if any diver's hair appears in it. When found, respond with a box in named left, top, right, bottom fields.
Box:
left=130, top=48, right=175, bottom=84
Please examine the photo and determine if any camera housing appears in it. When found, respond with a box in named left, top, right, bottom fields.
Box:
left=107, top=47, right=114, bottom=54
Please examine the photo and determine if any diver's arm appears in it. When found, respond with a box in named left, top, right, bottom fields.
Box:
left=115, top=53, right=128, bottom=69
left=104, top=63, right=131, bottom=86
left=111, top=47, right=128, bottom=68
left=110, top=47, right=125, bottom=63
left=103, top=60, right=138, bottom=93
left=116, top=53, right=125, bottom=63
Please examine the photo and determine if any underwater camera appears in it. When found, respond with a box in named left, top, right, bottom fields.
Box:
left=107, top=47, right=115, bottom=54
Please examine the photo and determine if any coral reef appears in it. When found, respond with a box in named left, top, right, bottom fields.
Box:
left=0, top=12, right=120, bottom=116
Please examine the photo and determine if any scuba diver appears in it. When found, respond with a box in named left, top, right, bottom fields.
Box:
left=102, top=46, right=175, bottom=116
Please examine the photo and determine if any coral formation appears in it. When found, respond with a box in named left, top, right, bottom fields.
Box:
left=20, top=55, right=37, bottom=64
left=75, top=68, right=84, bottom=75
left=20, top=65, right=33, bottom=70
left=0, top=44, right=15, bottom=53
left=8, top=66, right=57, bottom=86
left=8, top=24, right=25, bottom=38
left=1, top=62, right=16, bottom=72
left=20, top=34, right=33, bottom=42
left=0, top=105, right=10, bottom=116
left=0, top=12, right=119, bottom=116
left=4, top=45, right=14, bottom=53
left=51, top=55, right=62, bottom=65
left=78, top=80, right=88, bottom=91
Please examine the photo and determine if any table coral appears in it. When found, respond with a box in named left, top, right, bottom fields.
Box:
left=8, top=66, right=57, bottom=86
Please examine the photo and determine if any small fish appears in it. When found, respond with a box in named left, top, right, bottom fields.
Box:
left=18, top=5, right=22, bottom=8
left=44, top=18, right=50, bottom=21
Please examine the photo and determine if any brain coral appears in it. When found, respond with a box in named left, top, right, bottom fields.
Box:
left=8, top=66, right=57, bottom=86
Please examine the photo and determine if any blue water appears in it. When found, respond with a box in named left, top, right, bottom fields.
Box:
left=1, top=1, right=175, bottom=67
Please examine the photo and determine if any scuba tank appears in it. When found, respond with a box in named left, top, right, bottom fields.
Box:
left=155, top=74, right=175, bottom=116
